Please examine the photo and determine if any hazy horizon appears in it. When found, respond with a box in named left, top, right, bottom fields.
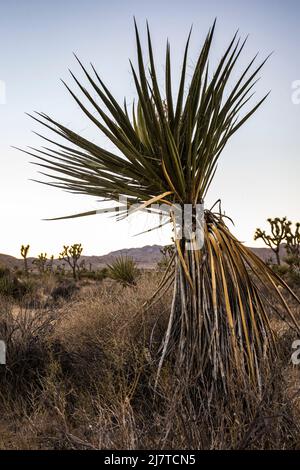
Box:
left=1, top=0, right=299, bottom=257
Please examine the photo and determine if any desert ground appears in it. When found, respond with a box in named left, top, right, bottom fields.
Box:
left=0, top=259, right=300, bottom=450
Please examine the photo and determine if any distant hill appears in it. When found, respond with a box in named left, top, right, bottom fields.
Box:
left=0, top=245, right=163, bottom=271
left=0, top=253, right=22, bottom=270
left=0, top=244, right=286, bottom=272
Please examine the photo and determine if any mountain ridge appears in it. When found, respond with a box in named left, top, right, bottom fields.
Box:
left=0, top=244, right=285, bottom=271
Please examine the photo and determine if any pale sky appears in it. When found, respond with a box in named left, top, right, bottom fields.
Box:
left=0, top=0, right=299, bottom=257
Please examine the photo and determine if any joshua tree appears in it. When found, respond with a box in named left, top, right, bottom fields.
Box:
left=24, top=22, right=299, bottom=397
left=20, top=244, right=30, bottom=275
left=285, top=222, right=300, bottom=257
left=158, top=244, right=175, bottom=270
left=254, top=217, right=291, bottom=265
left=59, top=244, right=83, bottom=280
left=46, top=255, right=55, bottom=273
left=79, top=259, right=87, bottom=273
left=33, top=252, right=48, bottom=274
left=283, top=222, right=300, bottom=274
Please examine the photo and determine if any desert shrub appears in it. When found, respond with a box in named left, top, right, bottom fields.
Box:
left=14, top=268, right=24, bottom=277
left=285, top=269, right=300, bottom=290
left=79, top=267, right=108, bottom=281
left=0, top=275, right=14, bottom=297
left=0, top=268, right=34, bottom=301
left=51, top=280, right=78, bottom=302
left=0, top=265, right=10, bottom=279
left=272, top=264, right=289, bottom=276
left=0, top=298, right=59, bottom=393
left=107, top=256, right=139, bottom=286
left=271, top=255, right=300, bottom=289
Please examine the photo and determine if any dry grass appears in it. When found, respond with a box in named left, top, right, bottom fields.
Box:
left=0, top=273, right=300, bottom=450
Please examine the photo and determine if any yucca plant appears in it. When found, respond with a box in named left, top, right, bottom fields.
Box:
left=22, top=21, right=299, bottom=396
left=107, top=256, right=138, bottom=286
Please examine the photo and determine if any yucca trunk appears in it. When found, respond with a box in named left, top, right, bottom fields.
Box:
left=157, top=211, right=286, bottom=396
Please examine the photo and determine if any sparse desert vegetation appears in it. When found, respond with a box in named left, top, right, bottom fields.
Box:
left=0, top=253, right=300, bottom=449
